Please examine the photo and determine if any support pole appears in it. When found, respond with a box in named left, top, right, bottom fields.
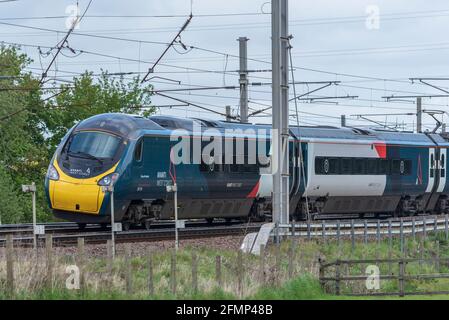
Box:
left=32, top=182, right=37, bottom=250
left=417, top=97, right=422, bottom=133
left=110, top=186, right=116, bottom=260
left=174, top=183, right=179, bottom=251
left=238, top=37, right=249, bottom=123
left=271, top=0, right=290, bottom=241
left=280, top=0, right=290, bottom=230
left=226, top=105, right=232, bottom=121
left=341, top=115, right=346, bottom=127
left=272, top=0, right=282, bottom=242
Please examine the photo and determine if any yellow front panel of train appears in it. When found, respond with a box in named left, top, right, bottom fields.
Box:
left=52, top=180, right=100, bottom=213
left=48, top=160, right=117, bottom=215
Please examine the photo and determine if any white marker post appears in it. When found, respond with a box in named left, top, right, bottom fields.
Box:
left=110, top=184, right=116, bottom=259
left=22, top=182, right=38, bottom=250
left=102, top=175, right=120, bottom=260
left=166, top=183, right=179, bottom=250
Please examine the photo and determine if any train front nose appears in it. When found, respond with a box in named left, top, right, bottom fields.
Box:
left=52, top=179, right=101, bottom=213
left=47, top=161, right=107, bottom=214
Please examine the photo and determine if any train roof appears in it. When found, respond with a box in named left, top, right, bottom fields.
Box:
left=77, top=114, right=448, bottom=146
left=75, top=113, right=165, bottom=138
left=148, top=115, right=442, bottom=145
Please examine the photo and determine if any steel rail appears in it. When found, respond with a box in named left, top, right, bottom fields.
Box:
left=0, top=224, right=262, bottom=246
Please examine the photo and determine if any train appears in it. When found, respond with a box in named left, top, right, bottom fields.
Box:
left=44, top=113, right=449, bottom=229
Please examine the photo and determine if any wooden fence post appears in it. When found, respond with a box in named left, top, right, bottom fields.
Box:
left=106, top=240, right=113, bottom=274
left=322, top=220, right=326, bottom=242
left=147, top=250, right=154, bottom=296
left=259, top=244, right=265, bottom=284
left=288, top=241, right=295, bottom=279
left=419, top=235, right=424, bottom=270
left=423, top=218, right=427, bottom=240
left=171, top=250, right=176, bottom=295
left=388, top=245, right=392, bottom=275
left=388, top=219, right=392, bottom=248
left=435, top=241, right=440, bottom=272
left=336, top=220, right=341, bottom=247
left=400, top=218, right=404, bottom=254
left=318, top=259, right=325, bottom=290
left=307, top=220, right=311, bottom=240
left=351, top=220, right=355, bottom=253
left=45, top=234, right=53, bottom=291
left=275, top=243, right=281, bottom=285
left=77, top=237, right=85, bottom=292
left=398, top=260, right=405, bottom=297
left=335, top=260, right=341, bottom=296
left=364, top=220, right=368, bottom=244
left=377, top=220, right=380, bottom=245
left=237, top=251, right=243, bottom=298
left=125, top=245, right=132, bottom=295
left=444, top=214, right=449, bottom=241
left=412, top=218, right=416, bottom=241
left=6, top=234, right=14, bottom=296
left=388, top=219, right=392, bottom=274
left=215, top=255, right=222, bottom=288
left=192, top=252, right=198, bottom=294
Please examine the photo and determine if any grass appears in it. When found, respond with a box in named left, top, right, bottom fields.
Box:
left=2, top=232, right=449, bottom=300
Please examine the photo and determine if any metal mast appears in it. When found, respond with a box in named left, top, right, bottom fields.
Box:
left=238, top=37, right=249, bottom=123
left=272, top=0, right=290, bottom=240
left=416, top=97, right=422, bottom=133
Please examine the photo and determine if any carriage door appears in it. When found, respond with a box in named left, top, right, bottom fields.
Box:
left=426, top=148, right=437, bottom=194
left=437, top=148, right=447, bottom=193
left=289, top=139, right=297, bottom=196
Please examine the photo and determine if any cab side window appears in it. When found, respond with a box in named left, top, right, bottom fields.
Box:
left=134, top=139, right=143, bottom=162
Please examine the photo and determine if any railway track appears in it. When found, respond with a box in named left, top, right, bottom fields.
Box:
left=0, top=222, right=263, bottom=246
left=2, top=214, right=449, bottom=247
left=0, top=220, right=249, bottom=236
left=280, top=214, right=449, bottom=239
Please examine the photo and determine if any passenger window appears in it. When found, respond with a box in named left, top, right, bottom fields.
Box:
left=378, top=159, right=390, bottom=175
left=353, top=158, right=365, bottom=175
left=392, top=160, right=401, bottom=175
left=340, top=158, right=352, bottom=175
left=328, top=158, right=340, bottom=174
left=315, top=157, right=325, bottom=175
left=367, top=159, right=377, bottom=175
left=134, top=139, right=143, bottom=162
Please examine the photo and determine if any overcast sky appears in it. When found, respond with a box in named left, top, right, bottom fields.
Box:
left=1, top=0, right=449, bottom=130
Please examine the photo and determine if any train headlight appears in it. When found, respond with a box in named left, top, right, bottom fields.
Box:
left=98, top=173, right=119, bottom=186
left=46, top=164, right=60, bottom=181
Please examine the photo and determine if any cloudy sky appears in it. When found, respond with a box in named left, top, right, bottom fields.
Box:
left=1, top=0, right=449, bottom=130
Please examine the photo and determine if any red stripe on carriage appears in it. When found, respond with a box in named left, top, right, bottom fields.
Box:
left=374, top=143, right=387, bottom=159
left=247, top=180, right=260, bottom=198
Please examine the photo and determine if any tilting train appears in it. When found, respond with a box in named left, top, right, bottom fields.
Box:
left=45, top=113, right=449, bottom=229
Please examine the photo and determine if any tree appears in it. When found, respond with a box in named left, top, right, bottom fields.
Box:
left=0, top=46, right=44, bottom=223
